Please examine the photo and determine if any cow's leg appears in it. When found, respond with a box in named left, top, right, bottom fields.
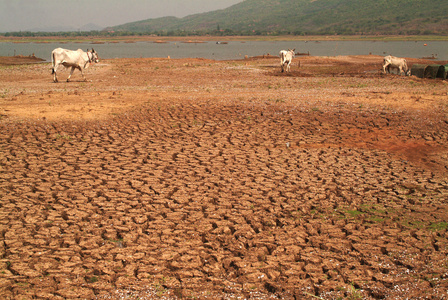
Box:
left=287, top=61, right=291, bottom=72
left=283, top=60, right=289, bottom=72
left=80, top=68, right=87, bottom=81
left=67, top=67, right=76, bottom=82
left=382, top=63, right=389, bottom=74
left=52, top=63, right=59, bottom=82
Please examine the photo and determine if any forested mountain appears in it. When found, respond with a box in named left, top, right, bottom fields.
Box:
left=106, top=0, right=448, bottom=36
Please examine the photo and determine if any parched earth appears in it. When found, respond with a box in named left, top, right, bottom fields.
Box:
left=1, top=53, right=448, bottom=299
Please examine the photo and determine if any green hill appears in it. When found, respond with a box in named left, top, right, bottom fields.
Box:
left=106, top=0, right=448, bottom=36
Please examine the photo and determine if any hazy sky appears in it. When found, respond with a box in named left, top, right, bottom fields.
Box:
left=0, top=0, right=244, bottom=32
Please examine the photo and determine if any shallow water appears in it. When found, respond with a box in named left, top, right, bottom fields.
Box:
left=1, top=40, right=447, bottom=61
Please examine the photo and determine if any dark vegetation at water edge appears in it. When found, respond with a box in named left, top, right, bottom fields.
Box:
left=1, top=31, right=447, bottom=44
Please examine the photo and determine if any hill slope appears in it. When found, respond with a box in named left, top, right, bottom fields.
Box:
left=107, top=0, right=448, bottom=35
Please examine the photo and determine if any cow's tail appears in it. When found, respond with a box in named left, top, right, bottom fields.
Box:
left=51, top=52, right=55, bottom=74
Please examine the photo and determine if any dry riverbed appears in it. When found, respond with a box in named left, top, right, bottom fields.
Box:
left=1, top=54, right=448, bottom=299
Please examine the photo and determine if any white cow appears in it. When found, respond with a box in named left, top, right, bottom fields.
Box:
left=382, top=55, right=410, bottom=76
left=51, top=48, right=99, bottom=82
left=279, top=49, right=295, bottom=72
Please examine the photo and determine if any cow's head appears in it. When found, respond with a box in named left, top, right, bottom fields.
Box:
left=403, top=62, right=411, bottom=76
left=89, top=48, right=99, bottom=63
left=405, top=68, right=411, bottom=76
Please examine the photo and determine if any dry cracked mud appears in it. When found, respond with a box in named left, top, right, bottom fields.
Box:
left=0, top=53, right=448, bottom=299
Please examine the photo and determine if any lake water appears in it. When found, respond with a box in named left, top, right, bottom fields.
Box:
left=1, top=40, right=447, bottom=61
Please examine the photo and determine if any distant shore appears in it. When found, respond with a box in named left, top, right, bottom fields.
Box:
left=0, top=34, right=447, bottom=44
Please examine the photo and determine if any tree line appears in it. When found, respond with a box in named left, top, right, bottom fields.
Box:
left=1, top=27, right=443, bottom=38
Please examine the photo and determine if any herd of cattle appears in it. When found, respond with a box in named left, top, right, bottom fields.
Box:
left=279, top=48, right=411, bottom=76
left=50, top=47, right=419, bottom=82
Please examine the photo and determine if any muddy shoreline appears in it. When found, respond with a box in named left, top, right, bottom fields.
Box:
left=0, top=55, right=45, bottom=65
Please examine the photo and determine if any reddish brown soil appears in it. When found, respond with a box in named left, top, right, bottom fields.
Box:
left=1, top=54, right=448, bottom=299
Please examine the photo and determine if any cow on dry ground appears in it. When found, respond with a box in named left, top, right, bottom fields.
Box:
left=382, top=55, right=410, bottom=76
left=51, top=48, right=99, bottom=82
left=279, top=49, right=295, bottom=73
